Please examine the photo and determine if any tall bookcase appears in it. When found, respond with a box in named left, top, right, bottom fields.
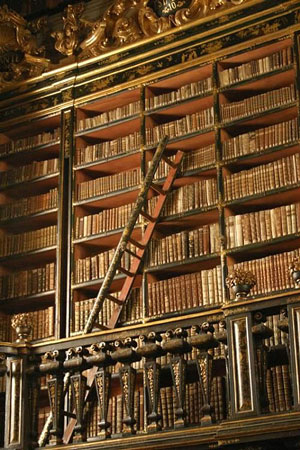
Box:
left=1, top=1, right=300, bottom=449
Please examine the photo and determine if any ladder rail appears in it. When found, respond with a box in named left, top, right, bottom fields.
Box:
left=83, top=136, right=169, bottom=334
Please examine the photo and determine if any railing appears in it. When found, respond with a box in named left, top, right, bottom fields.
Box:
left=1, top=291, right=300, bottom=449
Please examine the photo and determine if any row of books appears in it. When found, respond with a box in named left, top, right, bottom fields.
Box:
left=0, top=158, right=59, bottom=188
left=77, top=167, right=141, bottom=201
left=0, top=262, right=56, bottom=300
left=74, top=202, right=140, bottom=240
left=77, top=101, right=141, bottom=131
left=159, top=378, right=225, bottom=429
left=230, top=247, right=300, bottom=297
left=145, top=107, right=214, bottom=145
left=154, top=144, right=216, bottom=180
left=264, top=315, right=292, bottom=412
left=0, top=188, right=58, bottom=222
left=150, top=178, right=218, bottom=216
left=73, top=264, right=223, bottom=329
left=0, top=128, right=60, bottom=157
left=225, top=202, right=300, bottom=248
left=73, top=288, right=142, bottom=332
left=148, top=266, right=223, bottom=316
left=224, top=153, right=300, bottom=201
left=75, top=131, right=141, bottom=166
left=266, top=364, right=292, bottom=413
left=145, top=76, right=213, bottom=110
left=221, top=84, right=296, bottom=123
left=222, top=118, right=299, bottom=160
left=86, top=377, right=226, bottom=439
left=74, top=245, right=135, bottom=284
left=75, top=175, right=218, bottom=241
left=0, top=225, right=57, bottom=257
left=149, top=223, right=220, bottom=267
left=9, top=307, right=54, bottom=341
left=87, top=387, right=145, bottom=437
left=219, top=47, right=293, bottom=87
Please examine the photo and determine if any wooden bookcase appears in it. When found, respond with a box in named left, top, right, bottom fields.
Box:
left=1, top=3, right=300, bottom=448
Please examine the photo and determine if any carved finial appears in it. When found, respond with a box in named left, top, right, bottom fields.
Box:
left=11, top=313, right=32, bottom=343
left=226, top=269, right=256, bottom=300
left=52, top=3, right=85, bottom=56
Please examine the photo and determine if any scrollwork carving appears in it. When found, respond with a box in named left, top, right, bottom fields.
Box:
left=0, top=5, right=49, bottom=89
left=52, top=3, right=85, bottom=57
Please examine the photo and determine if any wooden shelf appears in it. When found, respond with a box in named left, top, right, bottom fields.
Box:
left=219, top=66, right=295, bottom=93
left=0, top=246, right=57, bottom=269
left=146, top=253, right=220, bottom=275
left=74, top=150, right=141, bottom=174
left=224, top=183, right=300, bottom=210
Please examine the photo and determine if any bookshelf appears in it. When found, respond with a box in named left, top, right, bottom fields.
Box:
left=2, top=3, right=300, bottom=448
left=0, top=115, right=61, bottom=341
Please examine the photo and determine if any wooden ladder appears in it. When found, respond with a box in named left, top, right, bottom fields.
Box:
left=83, top=136, right=184, bottom=333
left=62, top=137, right=184, bottom=443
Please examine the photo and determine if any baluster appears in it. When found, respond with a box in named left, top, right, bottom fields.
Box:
left=252, top=312, right=273, bottom=413
left=189, top=322, right=219, bottom=425
left=86, top=342, right=114, bottom=439
left=26, top=356, right=40, bottom=448
left=64, top=346, right=89, bottom=443
left=137, top=331, right=164, bottom=432
left=162, top=328, right=191, bottom=428
left=215, top=320, right=229, bottom=417
left=111, top=337, right=141, bottom=435
left=40, top=350, right=65, bottom=446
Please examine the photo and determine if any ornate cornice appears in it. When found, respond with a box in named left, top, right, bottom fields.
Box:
left=53, top=0, right=246, bottom=59
left=0, top=5, right=49, bottom=88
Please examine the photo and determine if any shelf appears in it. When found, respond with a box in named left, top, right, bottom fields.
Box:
left=0, top=290, right=55, bottom=313
left=224, top=183, right=300, bottom=210
left=146, top=253, right=220, bottom=275
left=157, top=205, right=219, bottom=229
left=226, top=232, right=300, bottom=259
left=76, top=116, right=140, bottom=142
left=220, top=102, right=298, bottom=129
left=74, top=149, right=141, bottom=174
left=0, top=172, right=59, bottom=194
left=219, top=66, right=295, bottom=93
left=222, top=141, right=300, bottom=168
left=76, top=114, right=140, bottom=138
left=74, top=185, right=140, bottom=211
left=0, top=140, right=60, bottom=165
left=145, top=128, right=215, bottom=152
left=73, top=225, right=142, bottom=248
left=145, top=91, right=213, bottom=116
left=72, top=273, right=142, bottom=295
left=0, top=246, right=57, bottom=269
left=0, top=208, right=58, bottom=231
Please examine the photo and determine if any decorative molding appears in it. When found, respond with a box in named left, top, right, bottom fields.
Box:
left=52, top=3, right=85, bottom=57
left=50, top=0, right=248, bottom=59
left=0, top=5, right=49, bottom=89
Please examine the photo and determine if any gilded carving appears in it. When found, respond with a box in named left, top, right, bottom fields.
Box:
left=52, top=4, right=85, bottom=57
left=0, top=5, right=49, bottom=89
left=51, top=0, right=248, bottom=59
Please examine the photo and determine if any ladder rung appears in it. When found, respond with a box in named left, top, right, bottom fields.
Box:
left=162, top=155, right=177, bottom=168
left=118, top=266, right=134, bottom=277
left=64, top=412, right=76, bottom=419
left=125, top=247, right=142, bottom=260
left=140, top=210, right=155, bottom=222
left=150, top=182, right=165, bottom=195
left=106, top=294, right=123, bottom=305
left=128, top=237, right=145, bottom=249
left=93, top=321, right=109, bottom=331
